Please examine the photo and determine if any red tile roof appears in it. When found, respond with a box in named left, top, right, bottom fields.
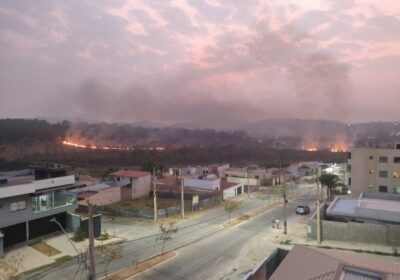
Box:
left=220, top=180, right=239, bottom=190
left=109, top=170, right=150, bottom=178
left=271, top=245, right=400, bottom=280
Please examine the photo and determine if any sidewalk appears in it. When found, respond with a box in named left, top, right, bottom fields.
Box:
left=272, top=215, right=400, bottom=256
left=0, top=234, right=124, bottom=276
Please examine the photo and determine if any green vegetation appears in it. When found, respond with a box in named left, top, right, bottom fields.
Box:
left=55, top=255, right=74, bottom=263
left=223, top=200, right=240, bottom=222
left=97, top=230, right=110, bottom=241
left=0, top=118, right=68, bottom=143
left=319, top=173, right=343, bottom=199
left=72, top=228, right=86, bottom=242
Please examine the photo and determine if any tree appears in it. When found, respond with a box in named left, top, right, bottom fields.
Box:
left=319, top=173, right=340, bottom=199
left=95, top=244, right=122, bottom=280
left=141, top=161, right=165, bottom=174
left=156, top=221, right=178, bottom=255
left=223, top=200, right=240, bottom=222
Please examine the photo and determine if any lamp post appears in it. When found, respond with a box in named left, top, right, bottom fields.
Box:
left=50, top=217, right=81, bottom=260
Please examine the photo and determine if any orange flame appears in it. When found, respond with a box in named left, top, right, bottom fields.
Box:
left=62, top=138, right=165, bottom=151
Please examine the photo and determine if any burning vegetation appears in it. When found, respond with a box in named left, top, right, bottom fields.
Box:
left=301, top=141, right=348, bottom=153
left=62, top=138, right=165, bottom=151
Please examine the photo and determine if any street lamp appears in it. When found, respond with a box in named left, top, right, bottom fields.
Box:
left=50, top=217, right=81, bottom=261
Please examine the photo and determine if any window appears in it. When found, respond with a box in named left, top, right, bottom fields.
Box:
left=379, top=170, right=388, bottom=178
left=348, top=178, right=351, bottom=186
left=32, top=191, right=76, bottom=213
left=369, top=155, right=374, bottom=160
left=395, top=186, right=400, bottom=193
left=117, top=177, right=120, bottom=182
left=379, top=185, right=388, bottom=192
left=348, top=152, right=351, bottom=159
left=368, top=170, right=374, bottom=174
left=379, top=156, right=388, bottom=163
left=347, top=164, right=351, bottom=172
left=10, top=200, right=26, bottom=212
left=394, top=157, right=400, bottom=163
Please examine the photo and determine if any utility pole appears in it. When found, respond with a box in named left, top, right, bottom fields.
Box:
left=247, top=167, right=250, bottom=198
left=180, top=168, right=185, bottom=219
left=280, top=152, right=287, bottom=235
left=88, top=202, right=96, bottom=280
left=153, top=167, right=158, bottom=223
left=316, top=199, right=321, bottom=244
left=283, top=182, right=287, bottom=235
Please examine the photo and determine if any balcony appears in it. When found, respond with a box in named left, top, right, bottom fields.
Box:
left=32, top=190, right=77, bottom=214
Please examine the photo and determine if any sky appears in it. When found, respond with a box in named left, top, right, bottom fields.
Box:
left=0, top=0, right=399, bottom=124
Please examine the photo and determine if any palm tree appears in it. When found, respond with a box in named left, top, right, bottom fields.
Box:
left=319, top=173, right=341, bottom=200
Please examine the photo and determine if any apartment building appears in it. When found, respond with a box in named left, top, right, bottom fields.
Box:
left=0, top=163, right=77, bottom=254
left=348, top=143, right=400, bottom=194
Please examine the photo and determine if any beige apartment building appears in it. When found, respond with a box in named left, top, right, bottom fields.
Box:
left=348, top=144, right=400, bottom=194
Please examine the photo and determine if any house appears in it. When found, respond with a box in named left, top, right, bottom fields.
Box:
left=307, top=192, right=400, bottom=246
left=222, top=166, right=266, bottom=187
left=184, top=174, right=221, bottom=191
left=288, top=162, right=320, bottom=178
left=266, top=168, right=292, bottom=186
left=208, top=163, right=230, bottom=177
left=348, top=143, right=400, bottom=194
left=0, top=163, right=77, bottom=257
left=169, top=164, right=230, bottom=178
left=248, top=245, right=400, bottom=280
left=221, top=180, right=243, bottom=199
left=71, top=183, right=121, bottom=208
left=108, top=169, right=151, bottom=199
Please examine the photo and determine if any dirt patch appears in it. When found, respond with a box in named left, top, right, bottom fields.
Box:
left=108, top=198, right=191, bottom=210
left=29, top=241, right=61, bottom=257
left=107, top=251, right=176, bottom=280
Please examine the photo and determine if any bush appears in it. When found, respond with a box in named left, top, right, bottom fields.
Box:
left=97, top=230, right=110, bottom=241
left=72, top=228, right=86, bottom=242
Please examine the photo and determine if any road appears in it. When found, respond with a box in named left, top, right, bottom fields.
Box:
left=133, top=190, right=317, bottom=280
left=24, top=184, right=316, bottom=280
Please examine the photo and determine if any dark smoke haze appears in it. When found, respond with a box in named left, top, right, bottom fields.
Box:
left=1, top=1, right=399, bottom=124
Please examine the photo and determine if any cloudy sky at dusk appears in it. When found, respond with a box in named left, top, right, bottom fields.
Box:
left=0, top=0, right=399, bottom=124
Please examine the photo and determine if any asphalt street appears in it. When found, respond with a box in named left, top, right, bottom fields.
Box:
left=133, top=191, right=317, bottom=280
left=24, top=184, right=316, bottom=280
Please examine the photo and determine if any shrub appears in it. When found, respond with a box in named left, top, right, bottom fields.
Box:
left=72, top=228, right=86, bottom=242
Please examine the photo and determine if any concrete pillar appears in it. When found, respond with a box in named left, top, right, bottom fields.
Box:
left=0, top=231, right=4, bottom=259
left=26, top=221, right=29, bottom=241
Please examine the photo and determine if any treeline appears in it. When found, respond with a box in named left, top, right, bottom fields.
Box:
left=0, top=119, right=69, bottom=143
left=0, top=145, right=347, bottom=173
left=66, top=122, right=251, bottom=147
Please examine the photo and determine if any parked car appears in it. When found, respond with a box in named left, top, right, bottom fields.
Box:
left=296, top=205, right=310, bottom=215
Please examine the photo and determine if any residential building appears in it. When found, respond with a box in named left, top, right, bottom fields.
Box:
left=223, top=166, right=267, bottom=186
left=326, top=192, right=400, bottom=223
left=108, top=169, right=151, bottom=199
left=184, top=175, right=221, bottom=191
left=307, top=193, right=400, bottom=246
left=169, top=163, right=230, bottom=178
left=288, top=161, right=321, bottom=178
left=0, top=163, right=77, bottom=255
left=348, top=143, right=400, bottom=194
left=221, top=180, right=243, bottom=199
left=246, top=245, right=400, bottom=280
left=71, top=183, right=121, bottom=207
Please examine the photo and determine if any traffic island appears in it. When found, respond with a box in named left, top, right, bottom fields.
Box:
left=104, top=251, right=176, bottom=280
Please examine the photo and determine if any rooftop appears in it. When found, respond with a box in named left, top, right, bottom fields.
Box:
left=109, top=170, right=150, bottom=178
left=327, top=193, right=400, bottom=223
left=271, top=245, right=400, bottom=280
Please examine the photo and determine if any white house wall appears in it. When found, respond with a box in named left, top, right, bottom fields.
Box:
left=227, top=177, right=258, bottom=186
